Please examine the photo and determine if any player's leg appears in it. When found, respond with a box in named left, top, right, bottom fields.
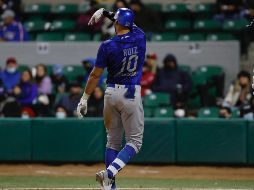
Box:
left=106, top=87, right=144, bottom=179
left=100, top=90, right=124, bottom=189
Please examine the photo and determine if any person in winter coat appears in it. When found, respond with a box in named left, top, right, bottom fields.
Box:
left=153, top=54, right=192, bottom=107
left=13, top=69, right=38, bottom=106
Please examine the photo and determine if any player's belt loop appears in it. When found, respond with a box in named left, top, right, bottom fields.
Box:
left=107, top=83, right=125, bottom=89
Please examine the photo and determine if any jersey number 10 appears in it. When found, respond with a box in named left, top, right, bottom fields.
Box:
left=118, top=54, right=139, bottom=76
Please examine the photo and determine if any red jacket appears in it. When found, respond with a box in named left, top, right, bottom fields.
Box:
left=141, top=72, right=155, bottom=96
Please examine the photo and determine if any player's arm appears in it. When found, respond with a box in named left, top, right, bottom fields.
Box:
left=88, top=8, right=142, bottom=33
left=77, top=67, right=104, bottom=118
left=84, top=67, right=104, bottom=95
left=77, top=40, right=107, bottom=118
left=88, top=8, right=115, bottom=26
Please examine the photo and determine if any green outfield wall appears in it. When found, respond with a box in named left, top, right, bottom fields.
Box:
left=248, top=121, right=254, bottom=164
left=0, top=118, right=253, bottom=164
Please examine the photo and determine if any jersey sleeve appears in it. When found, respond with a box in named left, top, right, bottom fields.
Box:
left=95, top=42, right=108, bottom=69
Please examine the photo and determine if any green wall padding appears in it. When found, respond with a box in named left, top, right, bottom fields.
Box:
left=248, top=121, right=254, bottom=164
left=31, top=118, right=105, bottom=162
left=176, top=119, right=247, bottom=164
left=133, top=119, right=175, bottom=163
left=0, top=118, right=251, bottom=164
left=0, top=119, right=31, bottom=161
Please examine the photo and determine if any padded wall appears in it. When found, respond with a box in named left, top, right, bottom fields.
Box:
left=31, top=118, right=105, bottom=162
left=133, top=119, right=175, bottom=163
left=0, top=119, right=31, bottom=161
left=176, top=119, right=247, bottom=164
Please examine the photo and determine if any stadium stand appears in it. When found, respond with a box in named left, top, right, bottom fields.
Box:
left=17, top=1, right=251, bottom=43
left=0, top=0, right=253, bottom=119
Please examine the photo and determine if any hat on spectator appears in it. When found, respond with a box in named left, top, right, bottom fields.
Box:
left=6, top=57, right=17, bottom=65
left=146, top=52, right=157, bottom=60
left=22, top=107, right=36, bottom=118
left=1, top=9, right=15, bottom=19
left=82, top=58, right=96, bottom=67
left=163, top=54, right=177, bottom=65
left=53, top=64, right=63, bottom=75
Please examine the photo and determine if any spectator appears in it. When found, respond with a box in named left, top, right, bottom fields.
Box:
left=0, top=96, right=21, bottom=117
left=241, top=0, right=254, bottom=19
left=129, top=0, right=162, bottom=32
left=56, top=82, right=82, bottom=117
left=102, top=0, right=129, bottom=40
left=55, top=106, right=68, bottom=119
left=21, top=107, right=36, bottom=119
left=35, top=64, right=52, bottom=95
left=0, top=10, right=28, bottom=42
left=146, top=52, right=157, bottom=74
left=0, top=57, right=20, bottom=93
left=153, top=54, right=192, bottom=107
left=219, top=106, right=232, bottom=118
left=221, top=70, right=253, bottom=119
left=0, top=78, right=5, bottom=102
left=50, top=64, right=69, bottom=93
left=241, top=7, right=254, bottom=57
left=13, top=69, right=37, bottom=106
left=0, top=0, right=22, bottom=18
left=77, top=0, right=103, bottom=33
left=140, top=62, right=155, bottom=96
left=87, top=86, right=104, bottom=117
left=0, top=0, right=4, bottom=15
left=81, top=58, right=104, bottom=86
left=214, top=0, right=244, bottom=22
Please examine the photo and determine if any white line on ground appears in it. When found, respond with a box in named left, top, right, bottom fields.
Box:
left=2, top=188, right=253, bottom=190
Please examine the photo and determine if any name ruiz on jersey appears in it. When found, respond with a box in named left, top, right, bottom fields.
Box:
left=123, top=47, right=138, bottom=56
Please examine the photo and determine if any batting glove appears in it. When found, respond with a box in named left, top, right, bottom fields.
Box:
left=77, top=93, right=90, bottom=118
left=88, top=8, right=105, bottom=26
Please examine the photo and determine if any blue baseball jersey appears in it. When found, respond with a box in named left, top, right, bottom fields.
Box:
left=95, top=25, right=146, bottom=85
left=0, top=21, right=29, bottom=42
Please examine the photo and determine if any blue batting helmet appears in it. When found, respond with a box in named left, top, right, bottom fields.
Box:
left=114, top=8, right=134, bottom=28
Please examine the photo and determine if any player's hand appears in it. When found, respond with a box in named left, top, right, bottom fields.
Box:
left=77, top=92, right=90, bottom=118
left=88, top=8, right=105, bottom=26
left=77, top=98, right=88, bottom=118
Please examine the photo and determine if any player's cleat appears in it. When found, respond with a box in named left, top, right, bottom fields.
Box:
left=96, top=170, right=113, bottom=190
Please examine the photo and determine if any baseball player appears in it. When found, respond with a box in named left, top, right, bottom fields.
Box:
left=77, top=7, right=146, bottom=190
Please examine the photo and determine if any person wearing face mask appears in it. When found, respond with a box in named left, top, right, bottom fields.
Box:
left=81, top=58, right=105, bottom=86
left=55, top=106, right=68, bottom=119
left=56, top=82, right=82, bottom=117
left=0, top=57, right=21, bottom=93
left=21, top=107, right=36, bottom=119
left=153, top=54, right=192, bottom=107
left=221, top=70, right=253, bottom=119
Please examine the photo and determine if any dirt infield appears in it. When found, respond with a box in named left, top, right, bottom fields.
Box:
left=0, top=164, right=254, bottom=180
